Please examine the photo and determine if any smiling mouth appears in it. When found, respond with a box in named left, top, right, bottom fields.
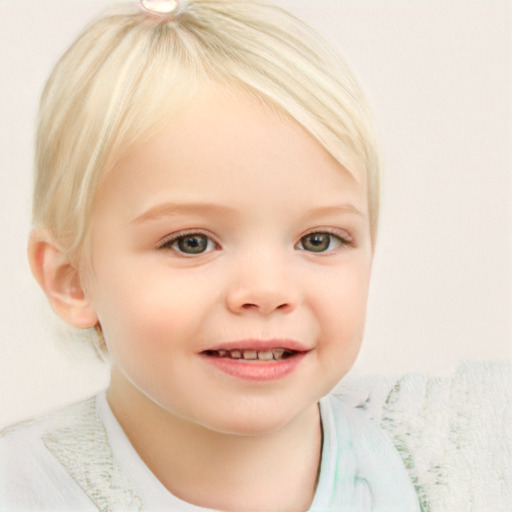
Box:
left=202, top=348, right=298, bottom=361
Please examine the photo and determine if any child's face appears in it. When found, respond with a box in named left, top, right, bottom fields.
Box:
left=85, top=87, right=373, bottom=435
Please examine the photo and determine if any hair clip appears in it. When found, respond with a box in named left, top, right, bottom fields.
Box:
left=139, top=0, right=180, bottom=16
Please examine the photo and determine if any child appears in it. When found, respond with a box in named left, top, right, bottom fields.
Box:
left=0, top=1, right=420, bottom=510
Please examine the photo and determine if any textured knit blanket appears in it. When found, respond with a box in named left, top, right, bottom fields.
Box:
left=335, top=361, right=512, bottom=512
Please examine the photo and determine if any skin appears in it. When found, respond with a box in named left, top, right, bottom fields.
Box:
left=32, top=86, right=373, bottom=511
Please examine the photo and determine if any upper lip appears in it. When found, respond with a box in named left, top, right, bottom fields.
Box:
left=201, top=339, right=311, bottom=353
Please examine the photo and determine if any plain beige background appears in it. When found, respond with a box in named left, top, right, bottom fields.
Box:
left=0, top=0, right=511, bottom=427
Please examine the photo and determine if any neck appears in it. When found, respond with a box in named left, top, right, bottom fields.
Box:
left=107, top=367, right=323, bottom=512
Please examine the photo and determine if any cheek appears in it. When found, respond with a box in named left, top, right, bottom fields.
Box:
left=313, top=264, right=371, bottom=390
left=317, top=261, right=372, bottom=344
left=92, top=269, right=217, bottom=357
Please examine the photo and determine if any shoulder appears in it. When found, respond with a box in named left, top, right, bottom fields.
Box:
left=337, top=361, right=512, bottom=512
left=334, top=361, right=511, bottom=433
left=319, top=390, right=422, bottom=511
left=1, top=395, right=99, bottom=458
left=0, top=397, right=100, bottom=511
left=384, top=361, right=511, bottom=512
left=322, top=390, right=414, bottom=475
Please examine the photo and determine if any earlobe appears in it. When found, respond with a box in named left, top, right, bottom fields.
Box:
left=28, top=229, right=98, bottom=329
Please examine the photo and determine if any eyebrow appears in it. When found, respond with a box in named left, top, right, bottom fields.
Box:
left=301, top=204, right=366, bottom=219
left=130, top=202, right=236, bottom=224
left=131, top=201, right=366, bottom=225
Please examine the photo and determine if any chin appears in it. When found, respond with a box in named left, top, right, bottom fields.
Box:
left=206, top=417, right=293, bottom=438
left=195, top=399, right=316, bottom=438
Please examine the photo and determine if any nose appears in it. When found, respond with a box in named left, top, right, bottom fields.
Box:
left=225, top=252, right=301, bottom=316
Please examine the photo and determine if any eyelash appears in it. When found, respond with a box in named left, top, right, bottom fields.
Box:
left=155, top=230, right=220, bottom=256
left=296, top=228, right=353, bottom=253
left=155, top=228, right=353, bottom=255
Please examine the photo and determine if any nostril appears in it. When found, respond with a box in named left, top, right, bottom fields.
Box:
left=239, top=301, right=290, bottom=313
left=227, top=285, right=298, bottom=315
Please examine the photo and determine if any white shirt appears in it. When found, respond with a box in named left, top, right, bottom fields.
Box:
left=0, top=391, right=420, bottom=511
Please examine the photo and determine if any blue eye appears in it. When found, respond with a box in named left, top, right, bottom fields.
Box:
left=157, top=233, right=217, bottom=255
left=297, top=232, right=346, bottom=252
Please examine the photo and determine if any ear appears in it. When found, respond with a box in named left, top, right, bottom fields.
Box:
left=28, top=229, right=98, bottom=329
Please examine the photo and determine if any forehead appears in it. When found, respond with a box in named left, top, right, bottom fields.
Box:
left=115, top=85, right=364, bottom=182
left=94, top=86, right=368, bottom=225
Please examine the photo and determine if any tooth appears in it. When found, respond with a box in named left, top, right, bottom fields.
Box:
left=230, top=350, right=242, bottom=359
left=258, top=350, right=274, bottom=360
left=272, top=349, right=285, bottom=360
left=218, top=350, right=228, bottom=358
left=243, top=350, right=258, bottom=360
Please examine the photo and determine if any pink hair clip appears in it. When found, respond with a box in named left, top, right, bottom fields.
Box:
left=139, top=0, right=180, bottom=16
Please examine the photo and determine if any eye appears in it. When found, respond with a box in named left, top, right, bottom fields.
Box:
left=157, top=232, right=217, bottom=255
left=297, top=231, right=349, bottom=253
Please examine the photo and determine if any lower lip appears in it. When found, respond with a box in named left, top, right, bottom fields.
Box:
left=200, top=352, right=308, bottom=381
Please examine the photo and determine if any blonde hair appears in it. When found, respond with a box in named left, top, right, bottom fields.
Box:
left=33, top=0, right=380, bottom=351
